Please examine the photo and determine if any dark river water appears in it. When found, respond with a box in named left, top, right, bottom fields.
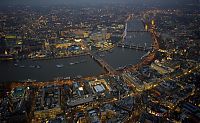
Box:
left=99, top=47, right=146, bottom=69
left=0, top=55, right=104, bottom=82
left=0, top=48, right=146, bottom=82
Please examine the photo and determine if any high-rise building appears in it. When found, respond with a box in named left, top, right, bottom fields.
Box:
left=151, top=20, right=155, bottom=26
left=145, top=24, right=148, bottom=31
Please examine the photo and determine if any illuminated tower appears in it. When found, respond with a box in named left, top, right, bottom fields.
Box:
left=5, top=50, right=8, bottom=55
left=151, top=19, right=156, bottom=29
left=145, top=24, right=148, bottom=31
left=151, top=19, right=155, bottom=25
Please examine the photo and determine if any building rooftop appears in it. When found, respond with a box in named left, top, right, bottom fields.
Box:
left=94, top=84, right=105, bottom=93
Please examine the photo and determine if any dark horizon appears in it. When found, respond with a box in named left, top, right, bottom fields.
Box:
left=0, top=0, right=199, bottom=7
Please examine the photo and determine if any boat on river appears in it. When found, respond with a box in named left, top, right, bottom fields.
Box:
left=69, top=60, right=87, bottom=65
left=56, top=64, right=64, bottom=68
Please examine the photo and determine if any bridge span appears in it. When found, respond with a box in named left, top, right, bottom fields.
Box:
left=89, top=53, right=117, bottom=75
left=116, top=43, right=152, bottom=51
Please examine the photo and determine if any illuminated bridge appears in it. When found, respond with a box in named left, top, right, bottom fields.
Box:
left=90, top=53, right=117, bottom=75
left=116, top=43, right=152, bottom=51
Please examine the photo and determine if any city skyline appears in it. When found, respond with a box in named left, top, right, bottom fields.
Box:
left=0, top=0, right=200, bottom=123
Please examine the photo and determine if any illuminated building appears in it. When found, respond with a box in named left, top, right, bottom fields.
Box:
left=151, top=19, right=155, bottom=25
left=83, top=32, right=90, bottom=38
left=122, top=73, right=144, bottom=91
left=106, top=33, right=111, bottom=39
left=90, top=29, right=110, bottom=42
left=150, top=61, right=174, bottom=75
left=145, top=24, right=148, bottom=31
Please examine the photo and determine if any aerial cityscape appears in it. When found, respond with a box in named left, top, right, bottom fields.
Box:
left=0, top=0, right=200, bottom=123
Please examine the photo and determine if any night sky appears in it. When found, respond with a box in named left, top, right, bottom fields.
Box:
left=0, top=0, right=198, bottom=6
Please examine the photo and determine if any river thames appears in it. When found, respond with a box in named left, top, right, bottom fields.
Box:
left=0, top=47, right=147, bottom=82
